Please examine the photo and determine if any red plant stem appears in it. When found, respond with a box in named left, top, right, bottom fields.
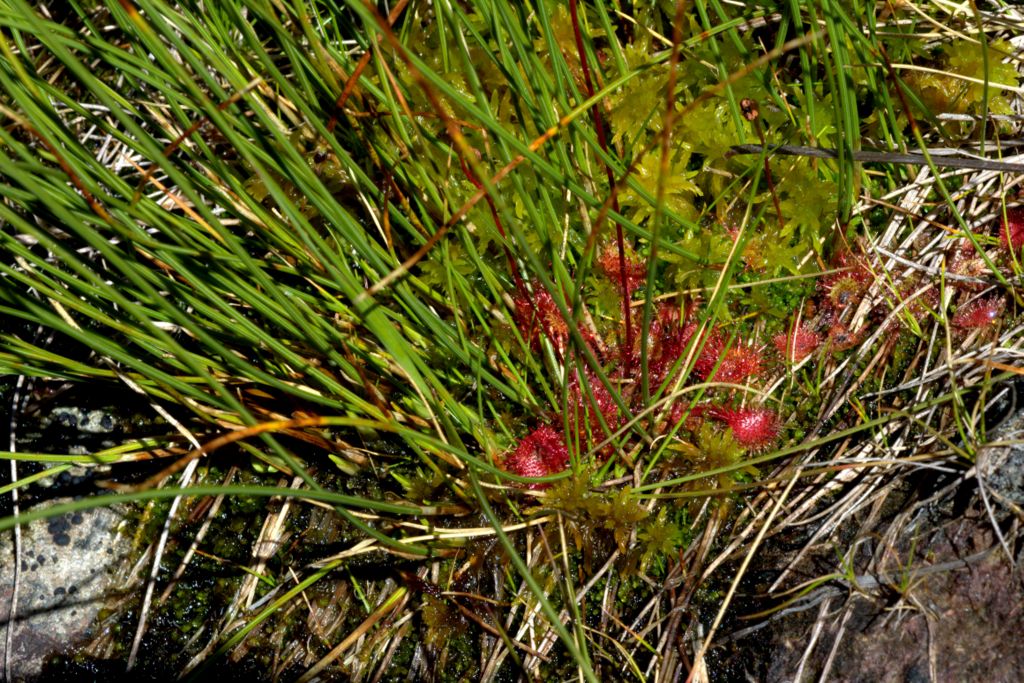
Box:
left=569, top=0, right=633, bottom=368
left=643, top=0, right=688, bottom=402
left=752, top=114, right=785, bottom=233
left=327, top=0, right=412, bottom=134
left=461, top=158, right=571, bottom=363
left=459, top=157, right=526, bottom=295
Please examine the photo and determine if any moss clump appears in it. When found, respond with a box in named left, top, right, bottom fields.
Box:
left=419, top=596, right=478, bottom=680
left=421, top=596, right=468, bottom=648
left=544, top=474, right=649, bottom=558
left=635, top=507, right=687, bottom=575
left=904, top=39, right=1020, bottom=135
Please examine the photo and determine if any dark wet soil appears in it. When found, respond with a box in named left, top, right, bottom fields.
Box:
left=723, top=416, right=1024, bottom=683
left=759, top=501, right=1022, bottom=682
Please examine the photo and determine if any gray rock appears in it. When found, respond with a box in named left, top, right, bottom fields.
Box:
left=0, top=502, right=134, bottom=681
left=979, top=411, right=1024, bottom=506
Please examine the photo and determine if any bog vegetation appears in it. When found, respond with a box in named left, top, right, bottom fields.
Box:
left=0, top=1, right=1022, bottom=681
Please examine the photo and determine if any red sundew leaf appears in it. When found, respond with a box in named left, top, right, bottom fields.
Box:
left=773, top=324, right=820, bottom=362
left=948, top=239, right=987, bottom=292
left=502, top=450, right=548, bottom=484
left=513, top=281, right=603, bottom=359
left=597, top=242, right=647, bottom=295
left=834, top=250, right=873, bottom=284
left=567, top=369, right=620, bottom=453
left=682, top=324, right=726, bottom=379
left=948, top=238, right=976, bottom=269
left=819, top=274, right=866, bottom=309
left=999, top=207, right=1024, bottom=252
left=646, top=304, right=690, bottom=385
left=830, top=278, right=862, bottom=308
left=818, top=251, right=872, bottom=310
left=502, top=426, right=569, bottom=489
left=709, top=343, right=764, bottom=383
left=668, top=401, right=706, bottom=432
left=645, top=309, right=762, bottom=385
left=707, top=406, right=779, bottom=450
left=513, top=281, right=570, bottom=353
left=952, top=297, right=1004, bottom=329
left=529, top=426, right=571, bottom=471
left=826, top=322, right=861, bottom=352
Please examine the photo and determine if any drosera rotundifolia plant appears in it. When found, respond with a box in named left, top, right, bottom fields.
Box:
left=1, top=1, right=1024, bottom=681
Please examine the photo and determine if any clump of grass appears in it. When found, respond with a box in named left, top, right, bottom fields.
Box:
left=1, top=1, right=1023, bottom=681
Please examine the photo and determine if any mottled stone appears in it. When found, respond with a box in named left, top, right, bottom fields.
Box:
left=0, top=502, right=133, bottom=681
